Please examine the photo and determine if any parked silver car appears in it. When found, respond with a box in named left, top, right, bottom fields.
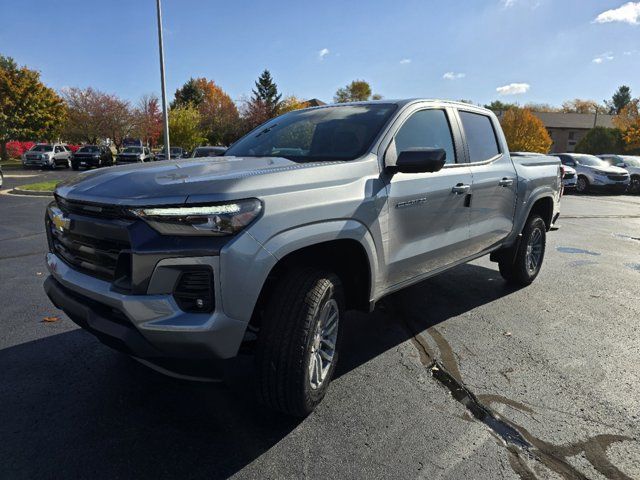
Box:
left=552, top=153, right=629, bottom=194
left=598, top=155, right=640, bottom=194
left=22, top=143, right=72, bottom=169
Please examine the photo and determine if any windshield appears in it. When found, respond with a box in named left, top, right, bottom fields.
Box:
left=572, top=154, right=607, bottom=167
left=621, top=156, right=640, bottom=167
left=123, top=147, right=142, bottom=154
left=170, top=147, right=182, bottom=154
left=225, top=104, right=398, bottom=162
left=78, top=146, right=100, bottom=153
left=31, top=145, right=53, bottom=152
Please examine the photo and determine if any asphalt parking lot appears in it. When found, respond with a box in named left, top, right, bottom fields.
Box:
left=1, top=175, right=639, bottom=479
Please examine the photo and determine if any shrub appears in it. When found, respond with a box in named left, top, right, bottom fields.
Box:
left=574, top=127, right=625, bottom=155
left=4, top=141, right=36, bottom=159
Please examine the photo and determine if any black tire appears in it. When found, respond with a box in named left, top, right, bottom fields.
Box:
left=576, top=175, right=589, bottom=194
left=629, top=175, right=640, bottom=195
left=71, top=163, right=79, bottom=171
left=499, top=214, right=546, bottom=287
left=255, top=267, right=344, bottom=417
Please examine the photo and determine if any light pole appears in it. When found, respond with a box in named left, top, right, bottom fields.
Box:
left=156, top=0, right=170, bottom=160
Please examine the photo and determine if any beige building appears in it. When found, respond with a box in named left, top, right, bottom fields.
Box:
left=532, top=112, right=616, bottom=153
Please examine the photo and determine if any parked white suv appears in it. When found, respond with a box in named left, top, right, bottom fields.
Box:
left=598, top=155, right=640, bottom=194
left=23, top=144, right=72, bottom=169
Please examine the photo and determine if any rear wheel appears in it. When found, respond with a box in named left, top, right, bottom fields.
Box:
left=71, top=162, right=79, bottom=171
left=255, top=267, right=343, bottom=417
left=499, top=214, right=546, bottom=287
left=576, top=176, right=589, bottom=194
left=629, top=175, right=640, bottom=195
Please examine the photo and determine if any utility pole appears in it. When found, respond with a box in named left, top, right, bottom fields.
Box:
left=156, top=0, right=171, bottom=160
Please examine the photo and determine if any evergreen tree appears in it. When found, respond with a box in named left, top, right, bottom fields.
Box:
left=251, top=70, right=281, bottom=117
left=171, top=78, right=205, bottom=109
left=606, top=85, right=632, bottom=115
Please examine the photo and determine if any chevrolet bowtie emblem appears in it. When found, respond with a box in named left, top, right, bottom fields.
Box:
left=50, top=207, right=70, bottom=232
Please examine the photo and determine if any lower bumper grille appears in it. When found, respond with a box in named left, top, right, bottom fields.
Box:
left=607, top=175, right=628, bottom=181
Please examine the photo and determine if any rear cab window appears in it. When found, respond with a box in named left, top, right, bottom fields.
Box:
left=458, top=111, right=500, bottom=162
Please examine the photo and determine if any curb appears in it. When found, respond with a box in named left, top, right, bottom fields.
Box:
left=9, top=187, right=54, bottom=197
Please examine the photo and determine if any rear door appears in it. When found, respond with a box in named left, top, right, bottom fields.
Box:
left=385, top=106, right=473, bottom=286
left=457, top=110, right=518, bottom=253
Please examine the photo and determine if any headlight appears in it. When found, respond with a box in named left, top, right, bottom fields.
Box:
left=131, top=199, right=262, bottom=236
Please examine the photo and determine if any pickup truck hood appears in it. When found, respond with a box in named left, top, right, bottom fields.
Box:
left=55, top=156, right=346, bottom=206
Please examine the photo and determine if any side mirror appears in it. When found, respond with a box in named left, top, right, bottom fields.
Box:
left=390, top=148, right=447, bottom=174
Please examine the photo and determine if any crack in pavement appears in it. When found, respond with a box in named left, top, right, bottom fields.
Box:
left=393, top=303, right=635, bottom=480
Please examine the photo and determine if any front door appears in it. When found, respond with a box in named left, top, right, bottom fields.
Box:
left=386, top=107, right=473, bottom=286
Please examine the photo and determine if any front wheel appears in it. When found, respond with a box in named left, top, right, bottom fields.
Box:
left=629, top=175, right=640, bottom=195
left=499, top=215, right=546, bottom=286
left=255, top=268, right=343, bottom=417
left=576, top=176, right=589, bottom=194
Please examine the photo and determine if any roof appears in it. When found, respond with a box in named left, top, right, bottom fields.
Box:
left=496, top=110, right=616, bottom=129
left=301, top=98, right=326, bottom=107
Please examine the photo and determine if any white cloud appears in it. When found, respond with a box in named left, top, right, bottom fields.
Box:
left=496, top=83, right=530, bottom=95
left=318, top=48, right=330, bottom=60
left=592, top=52, right=614, bottom=63
left=443, top=72, right=466, bottom=80
left=501, top=0, right=541, bottom=9
left=594, top=2, right=640, bottom=25
left=399, top=58, right=411, bottom=64
left=502, top=0, right=517, bottom=7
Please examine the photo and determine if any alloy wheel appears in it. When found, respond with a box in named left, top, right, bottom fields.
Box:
left=308, top=297, right=339, bottom=390
left=525, top=227, right=543, bottom=275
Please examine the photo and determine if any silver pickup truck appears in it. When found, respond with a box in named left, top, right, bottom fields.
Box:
left=43, top=100, right=561, bottom=416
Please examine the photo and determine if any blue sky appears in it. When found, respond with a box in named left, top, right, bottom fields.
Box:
left=1, top=0, right=638, bottom=107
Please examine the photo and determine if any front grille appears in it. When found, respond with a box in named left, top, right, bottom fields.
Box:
left=56, top=196, right=133, bottom=220
left=173, top=269, right=214, bottom=313
left=607, top=174, right=628, bottom=181
left=563, top=173, right=575, bottom=179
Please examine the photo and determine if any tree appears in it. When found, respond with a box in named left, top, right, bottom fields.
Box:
left=240, top=96, right=270, bottom=132
left=606, top=85, right=632, bottom=115
left=133, top=94, right=163, bottom=147
left=171, top=78, right=205, bottom=109
left=0, top=55, right=66, bottom=160
left=252, top=69, right=282, bottom=117
left=278, top=95, right=306, bottom=114
left=171, top=78, right=240, bottom=145
left=500, top=108, right=552, bottom=153
left=168, top=106, right=205, bottom=151
left=196, top=79, right=240, bottom=145
left=334, top=80, right=375, bottom=103
left=62, top=87, right=134, bottom=149
left=574, top=127, right=625, bottom=154
left=613, top=99, right=640, bottom=151
left=484, top=100, right=518, bottom=111
left=523, top=103, right=560, bottom=113
left=561, top=99, right=605, bottom=114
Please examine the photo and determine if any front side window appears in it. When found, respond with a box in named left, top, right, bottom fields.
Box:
left=394, top=109, right=456, bottom=164
left=225, top=104, right=397, bottom=162
left=459, top=111, right=500, bottom=162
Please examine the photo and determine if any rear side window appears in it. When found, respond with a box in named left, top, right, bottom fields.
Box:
left=459, top=111, right=500, bottom=162
left=394, top=109, right=456, bottom=164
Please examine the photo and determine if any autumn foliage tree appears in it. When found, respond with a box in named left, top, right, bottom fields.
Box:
left=561, top=99, right=605, bottom=114
left=62, top=87, right=134, bottom=149
left=613, top=99, right=640, bottom=151
left=500, top=108, right=552, bottom=153
left=134, top=94, right=163, bottom=147
left=172, top=77, right=239, bottom=145
left=0, top=55, right=66, bottom=160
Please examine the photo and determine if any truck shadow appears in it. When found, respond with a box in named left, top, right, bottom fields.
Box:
left=336, top=263, right=519, bottom=379
left=0, top=263, right=515, bottom=479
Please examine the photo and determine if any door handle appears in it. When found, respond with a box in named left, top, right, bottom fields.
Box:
left=499, top=178, right=514, bottom=187
left=452, top=183, right=471, bottom=195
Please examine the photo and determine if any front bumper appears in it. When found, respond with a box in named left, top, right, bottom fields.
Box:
left=45, top=252, right=248, bottom=359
